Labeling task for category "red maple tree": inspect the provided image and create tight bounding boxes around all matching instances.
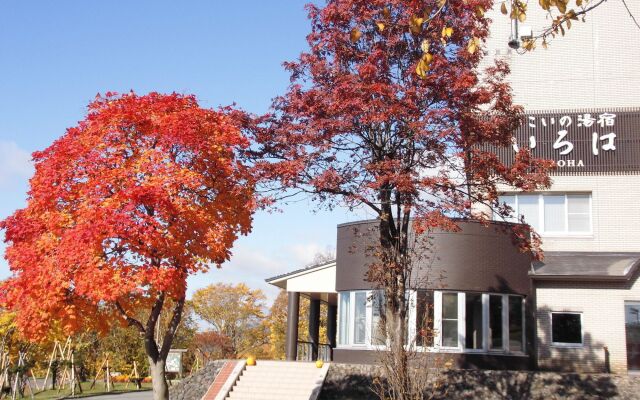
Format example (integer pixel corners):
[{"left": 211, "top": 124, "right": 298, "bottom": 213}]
[
  {"left": 254, "top": 0, "right": 554, "bottom": 393},
  {"left": 0, "top": 92, "right": 255, "bottom": 400}
]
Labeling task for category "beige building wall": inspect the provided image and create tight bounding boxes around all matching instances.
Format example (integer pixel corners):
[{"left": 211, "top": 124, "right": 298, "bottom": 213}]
[
  {"left": 535, "top": 277, "right": 640, "bottom": 373},
  {"left": 499, "top": 174, "right": 640, "bottom": 252},
  {"left": 483, "top": 1, "right": 640, "bottom": 110},
  {"left": 484, "top": 2, "right": 640, "bottom": 373}
]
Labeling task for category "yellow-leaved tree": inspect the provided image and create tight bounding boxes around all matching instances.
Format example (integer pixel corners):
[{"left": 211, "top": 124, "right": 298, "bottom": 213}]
[{"left": 190, "top": 283, "right": 268, "bottom": 358}]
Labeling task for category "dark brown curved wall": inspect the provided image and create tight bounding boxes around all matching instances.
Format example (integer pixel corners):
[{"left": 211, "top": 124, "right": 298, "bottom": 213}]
[
  {"left": 336, "top": 219, "right": 533, "bottom": 295},
  {"left": 335, "top": 219, "right": 537, "bottom": 368}
]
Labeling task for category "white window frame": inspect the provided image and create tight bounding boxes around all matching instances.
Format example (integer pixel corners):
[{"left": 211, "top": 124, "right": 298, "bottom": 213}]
[
  {"left": 507, "top": 295, "right": 526, "bottom": 353},
  {"left": 368, "top": 289, "right": 388, "bottom": 350},
  {"left": 438, "top": 292, "right": 462, "bottom": 350},
  {"left": 497, "top": 193, "right": 592, "bottom": 236},
  {"left": 462, "top": 292, "right": 487, "bottom": 353},
  {"left": 337, "top": 290, "right": 526, "bottom": 355},
  {"left": 421, "top": 291, "right": 526, "bottom": 355},
  {"left": 550, "top": 311, "right": 584, "bottom": 348},
  {"left": 351, "top": 290, "right": 368, "bottom": 346}
]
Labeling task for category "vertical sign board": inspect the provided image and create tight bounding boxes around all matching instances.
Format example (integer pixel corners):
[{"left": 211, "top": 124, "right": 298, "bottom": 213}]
[
  {"left": 491, "top": 110, "right": 640, "bottom": 174},
  {"left": 166, "top": 349, "right": 188, "bottom": 377}
]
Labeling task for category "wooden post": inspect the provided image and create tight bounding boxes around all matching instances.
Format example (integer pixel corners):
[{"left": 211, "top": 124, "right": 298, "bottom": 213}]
[
  {"left": 106, "top": 358, "right": 111, "bottom": 392},
  {"left": 42, "top": 342, "right": 58, "bottom": 390},
  {"left": 89, "top": 358, "right": 104, "bottom": 390}
]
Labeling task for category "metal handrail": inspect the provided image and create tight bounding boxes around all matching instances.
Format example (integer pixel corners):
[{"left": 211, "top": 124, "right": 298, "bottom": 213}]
[{"left": 296, "top": 340, "right": 332, "bottom": 362}]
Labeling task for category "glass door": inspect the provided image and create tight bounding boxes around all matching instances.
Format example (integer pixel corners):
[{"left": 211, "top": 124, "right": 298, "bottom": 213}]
[{"left": 625, "top": 302, "right": 640, "bottom": 371}]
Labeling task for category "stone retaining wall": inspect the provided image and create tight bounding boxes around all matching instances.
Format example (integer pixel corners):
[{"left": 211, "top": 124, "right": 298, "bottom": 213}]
[
  {"left": 169, "top": 360, "right": 225, "bottom": 400},
  {"left": 319, "top": 363, "right": 640, "bottom": 399}
]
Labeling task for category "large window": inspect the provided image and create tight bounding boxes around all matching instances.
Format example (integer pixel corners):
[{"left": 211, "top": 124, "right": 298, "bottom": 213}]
[
  {"left": 416, "top": 290, "right": 434, "bottom": 347},
  {"left": 489, "top": 295, "right": 504, "bottom": 350},
  {"left": 371, "top": 290, "right": 386, "bottom": 346},
  {"left": 497, "top": 193, "right": 591, "bottom": 235},
  {"left": 337, "top": 290, "right": 525, "bottom": 354},
  {"left": 509, "top": 296, "right": 524, "bottom": 352},
  {"left": 338, "top": 291, "right": 368, "bottom": 346},
  {"left": 354, "top": 292, "right": 367, "bottom": 344},
  {"left": 441, "top": 293, "right": 459, "bottom": 348},
  {"left": 551, "top": 312, "right": 583, "bottom": 346},
  {"left": 338, "top": 292, "right": 350, "bottom": 345},
  {"left": 465, "top": 293, "right": 483, "bottom": 350}
]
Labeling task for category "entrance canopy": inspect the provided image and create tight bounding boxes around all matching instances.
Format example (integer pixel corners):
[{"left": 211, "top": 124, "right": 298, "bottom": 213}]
[
  {"left": 266, "top": 260, "right": 338, "bottom": 361},
  {"left": 266, "top": 260, "right": 337, "bottom": 304}
]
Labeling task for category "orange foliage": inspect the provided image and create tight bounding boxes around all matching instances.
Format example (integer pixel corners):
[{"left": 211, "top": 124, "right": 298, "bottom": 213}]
[{"left": 0, "top": 92, "right": 256, "bottom": 340}]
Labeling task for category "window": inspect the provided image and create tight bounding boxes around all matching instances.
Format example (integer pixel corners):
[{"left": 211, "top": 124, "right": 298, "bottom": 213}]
[
  {"left": 465, "top": 293, "right": 483, "bottom": 350},
  {"left": 497, "top": 193, "right": 591, "bottom": 235},
  {"left": 543, "top": 195, "right": 566, "bottom": 232},
  {"left": 338, "top": 290, "right": 525, "bottom": 354},
  {"left": 416, "top": 290, "right": 434, "bottom": 347},
  {"left": 354, "top": 292, "right": 367, "bottom": 344},
  {"left": 551, "top": 312, "right": 583, "bottom": 346},
  {"left": 489, "top": 295, "right": 503, "bottom": 350},
  {"left": 519, "top": 195, "right": 541, "bottom": 232},
  {"left": 508, "top": 296, "right": 524, "bottom": 352},
  {"left": 567, "top": 195, "right": 590, "bottom": 232},
  {"left": 338, "top": 292, "right": 350, "bottom": 345},
  {"left": 441, "top": 293, "right": 459, "bottom": 348},
  {"left": 371, "top": 290, "right": 386, "bottom": 346}
]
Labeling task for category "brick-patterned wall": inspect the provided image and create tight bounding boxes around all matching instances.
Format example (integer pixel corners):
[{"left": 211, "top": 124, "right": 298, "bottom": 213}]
[
  {"left": 483, "top": 2, "right": 640, "bottom": 110},
  {"left": 497, "top": 174, "right": 640, "bottom": 252},
  {"left": 539, "top": 174, "right": 640, "bottom": 252},
  {"left": 482, "top": 3, "right": 640, "bottom": 374},
  {"left": 535, "top": 278, "right": 640, "bottom": 373}
]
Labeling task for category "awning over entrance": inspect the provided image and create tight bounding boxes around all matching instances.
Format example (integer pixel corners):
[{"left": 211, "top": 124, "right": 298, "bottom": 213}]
[
  {"left": 266, "top": 260, "right": 337, "bottom": 304},
  {"left": 531, "top": 252, "right": 640, "bottom": 281},
  {"left": 266, "top": 261, "right": 338, "bottom": 362}
]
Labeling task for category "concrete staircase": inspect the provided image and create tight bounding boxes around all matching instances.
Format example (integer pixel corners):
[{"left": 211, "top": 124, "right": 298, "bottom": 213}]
[{"left": 225, "top": 360, "right": 329, "bottom": 400}]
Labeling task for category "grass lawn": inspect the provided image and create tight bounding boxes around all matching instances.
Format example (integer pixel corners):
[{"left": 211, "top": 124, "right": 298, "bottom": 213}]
[{"left": 25, "top": 382, "right": 153, "bottom": 400}]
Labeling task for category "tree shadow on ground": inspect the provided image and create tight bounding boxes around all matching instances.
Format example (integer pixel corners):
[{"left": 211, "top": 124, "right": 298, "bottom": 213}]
[{"left": 433, "top": 369, "right": 618, "bottom": 400}]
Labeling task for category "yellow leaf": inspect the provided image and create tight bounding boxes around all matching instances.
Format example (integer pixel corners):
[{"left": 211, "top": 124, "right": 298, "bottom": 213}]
[
  {"left": 475, "top": 6, "right": 486, "bottom": 18},
  {"left": 501, "top": 2, "right": 508, "bottom": 15},
  {"left": 382, "top": 6, "right": 391, "bottom": 19},
  {"left": 415, "top": 53, "right": 433, "bottom": 78},
  {"left": 467, "top": 37, "right": 481, "bottom": 54},
  {"left": 350, "top": 28, "right": 362, "bottom": 43},
  {"left": 558, "top": 1, "right": 567, "bottom": 13},
  {"left": 441, "top": 26, "right": 454, "bottom": 38},
  {"left": 438, "top": 0, "right": 446, "bottom": 7},
  {"left": 376, "top": 21, "right": 385, "bottom": 32},
  {"left": 576, "top": 0, "right": 582, "bottom": 6},
  {"left": 518, "top": 11, "right": 526, "bottom": 22},
  {"left": 409, "top": 16, "right": 424, "bottom": 35}
]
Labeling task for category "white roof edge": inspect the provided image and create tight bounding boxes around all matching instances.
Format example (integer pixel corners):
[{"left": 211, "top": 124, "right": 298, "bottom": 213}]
[{"left": 266, "top": 261, "right": 337, "bottom": 284}]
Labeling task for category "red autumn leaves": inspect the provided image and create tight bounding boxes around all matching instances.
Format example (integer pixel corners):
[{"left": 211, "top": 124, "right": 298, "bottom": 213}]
[{"left": 0, "top": 93, "right": 255, "bottom": 339}]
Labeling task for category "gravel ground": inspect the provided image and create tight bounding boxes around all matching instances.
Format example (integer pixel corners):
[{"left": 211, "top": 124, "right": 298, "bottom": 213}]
[{"left": 320, "top": 364, "right": 640, "bottom": 399}]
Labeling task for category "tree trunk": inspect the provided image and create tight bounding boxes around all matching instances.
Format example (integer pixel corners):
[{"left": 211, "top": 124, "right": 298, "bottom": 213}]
[
  {"left": 149, "top": 358, "right": 168, "bottom": 400},
  {"left": 377, "top": 189, "right": 412, "bottom": 399}
]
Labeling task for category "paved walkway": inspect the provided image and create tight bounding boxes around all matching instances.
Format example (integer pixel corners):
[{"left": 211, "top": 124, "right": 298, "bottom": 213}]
[{"left": 80, "top": 391, "right": 152, "bottom": 400}]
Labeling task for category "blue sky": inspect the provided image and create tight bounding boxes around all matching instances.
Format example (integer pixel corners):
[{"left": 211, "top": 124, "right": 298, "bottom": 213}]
[{"left": 0, "top": 1, "right": 373, "bottom": 303}]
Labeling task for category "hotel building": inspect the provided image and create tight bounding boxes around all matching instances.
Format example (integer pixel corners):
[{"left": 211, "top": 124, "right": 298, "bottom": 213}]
[{"left": 266, "top": 1, "right": 640, "bottom": 373}]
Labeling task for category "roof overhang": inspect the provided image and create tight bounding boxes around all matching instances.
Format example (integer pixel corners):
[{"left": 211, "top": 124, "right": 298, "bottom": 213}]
[
  {"left": 530, "top": 252, "right": 640, "bottom": 282},
  {"left": 266, "top": 261, "right": 337, "bottom": 293}
]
